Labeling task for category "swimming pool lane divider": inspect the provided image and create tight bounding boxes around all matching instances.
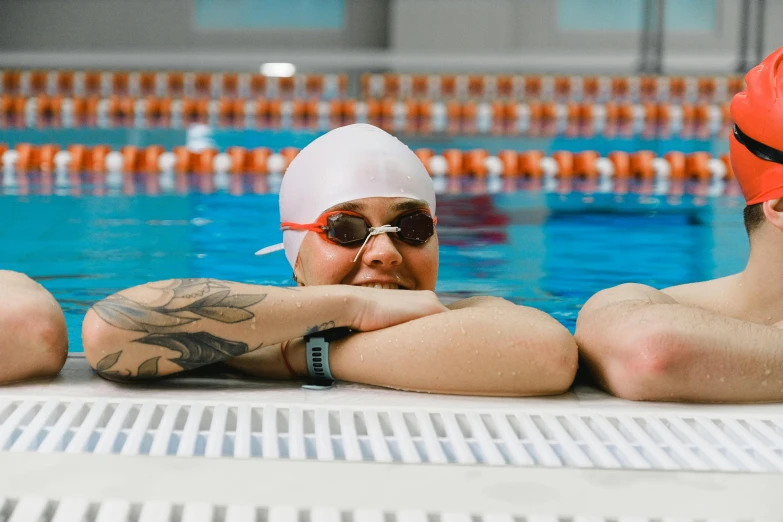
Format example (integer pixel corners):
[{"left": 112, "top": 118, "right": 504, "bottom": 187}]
[
  {"left": 0, "top": 143, "right": 735, "bottom": 199},
  {"left": 1, "top": 69, "right": 745, "bottom": 104},
  {"left": 1, "top": 396, "right": 783, "bottom": 473},
  {"left": 2, "top": 94, "right": 732, "bottom": 138}
]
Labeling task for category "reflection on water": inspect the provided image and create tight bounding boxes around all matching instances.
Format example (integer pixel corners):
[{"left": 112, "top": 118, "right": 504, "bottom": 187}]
[{"left": 0, "top": 189, "right": 748, "bottom": 351}]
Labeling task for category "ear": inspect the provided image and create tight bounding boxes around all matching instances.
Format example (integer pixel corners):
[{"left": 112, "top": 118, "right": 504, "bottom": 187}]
[
  {"left": 762, "top": 198, "right": 783, "bottom": 231},
  {"left": 293, "top": 256, "right": 305, "bottom": 286}
]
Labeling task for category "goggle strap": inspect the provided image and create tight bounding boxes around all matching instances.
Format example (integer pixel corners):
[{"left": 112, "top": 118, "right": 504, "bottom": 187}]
[
  {"left": 352, "top": 225, "right": 401, "bottom": 262},
  {"left": 281, "top": 222, "right": 324, "bottom": 233},
  {"left": 255, "top": 243, "right": 284, "bottom": 256}
]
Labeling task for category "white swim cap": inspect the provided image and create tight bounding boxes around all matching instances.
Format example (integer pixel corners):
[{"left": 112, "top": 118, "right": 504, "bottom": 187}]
[{"left": 256, "top": 124, "right": 436, "bottom": 268}]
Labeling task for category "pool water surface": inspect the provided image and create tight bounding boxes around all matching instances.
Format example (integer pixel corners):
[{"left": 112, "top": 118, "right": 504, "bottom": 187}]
[{"left": 0, "top": 188, "right": 749, "bottom": 352}]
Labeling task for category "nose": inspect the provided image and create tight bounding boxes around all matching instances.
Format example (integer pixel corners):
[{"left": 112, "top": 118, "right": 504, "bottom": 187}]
[{"left": 360, "top": 230, "right": 403, "bottom": 267}]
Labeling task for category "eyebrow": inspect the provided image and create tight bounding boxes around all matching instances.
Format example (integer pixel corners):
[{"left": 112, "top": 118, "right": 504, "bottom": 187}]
[{"left": 325, "top": 199, "right": 431, "bottom": 214}]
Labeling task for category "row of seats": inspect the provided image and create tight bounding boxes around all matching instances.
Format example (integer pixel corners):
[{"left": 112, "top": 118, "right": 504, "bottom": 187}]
[
  {"left": 0, "top": 70, "right": 745, "bottom": 103},
  {"left": 1, "top": 95, "right": 732, "bottom": 137},
  {"left": 0, "top": 70, "right": 348, "bottom": 100},
  {"left": 0, "top": 143, "right": 734, "bottom": 182}
]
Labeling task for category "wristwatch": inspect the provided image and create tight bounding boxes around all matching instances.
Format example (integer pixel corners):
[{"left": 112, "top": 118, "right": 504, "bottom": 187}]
[{"left": 303, "top": 327, "right": 352, "bottom": 388}]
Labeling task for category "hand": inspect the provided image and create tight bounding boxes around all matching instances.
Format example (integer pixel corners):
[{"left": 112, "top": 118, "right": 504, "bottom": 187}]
[{"left": 346, "top": 287, "right": 448, "bottom": 332}]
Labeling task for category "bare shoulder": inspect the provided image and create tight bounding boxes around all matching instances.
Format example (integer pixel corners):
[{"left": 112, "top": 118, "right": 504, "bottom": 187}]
[
  {"left": 662, "top": 274, "right": 740, "bottom": 312},
  {"left": 446, "top": 295, "right": 518, "bottom": 311}
]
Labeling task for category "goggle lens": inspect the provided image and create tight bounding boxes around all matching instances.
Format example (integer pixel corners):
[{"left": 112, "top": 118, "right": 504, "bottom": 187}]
[
  {"left": 397, "top": 211, "right": 434, "bottom": 244},
  {"left": 325, "top": 210, "right": 435, "bottom": 246},
  {"left": 327, "top": 214, "right": 369, "bottom": 245}
]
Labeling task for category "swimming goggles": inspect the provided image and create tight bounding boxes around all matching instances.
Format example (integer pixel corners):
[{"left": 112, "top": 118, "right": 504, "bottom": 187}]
[{"left": 282, "top": 209, "right": 437, "bottom": 262}]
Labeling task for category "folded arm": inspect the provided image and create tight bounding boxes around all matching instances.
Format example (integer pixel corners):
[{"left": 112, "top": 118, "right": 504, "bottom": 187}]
[
  {"left": 0, "top": 270, "right": 68, "bottom": 384},
  {"left": 575, "top": 283, "right": 783, "bottom": 402},
  {"left": 228, "top": 296, "right": 577, "bottom": 397},
  {"left": 81, "top": 278, "right": 445, "bottom": 380}
]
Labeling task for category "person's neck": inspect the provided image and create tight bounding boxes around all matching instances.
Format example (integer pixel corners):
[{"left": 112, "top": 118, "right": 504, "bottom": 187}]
[{"left": 739, "top": 229, "right": 783, "bottom": 323}]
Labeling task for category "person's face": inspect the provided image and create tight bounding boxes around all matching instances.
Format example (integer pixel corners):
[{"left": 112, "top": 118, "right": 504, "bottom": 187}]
[{"left": 294, "top": 197, "right": 439, "bottom": 290}]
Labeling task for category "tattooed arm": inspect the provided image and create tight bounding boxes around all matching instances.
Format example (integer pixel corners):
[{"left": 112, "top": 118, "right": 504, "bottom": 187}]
[{"left": 82, "top": 278, "right": 446, "bottom": 380}]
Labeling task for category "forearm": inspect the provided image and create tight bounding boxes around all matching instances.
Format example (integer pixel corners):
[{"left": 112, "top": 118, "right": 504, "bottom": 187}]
[
  {"left": 0, "top": 271, "right": 68, "bottom": 383},
  {"left": 283, "top": 305, "right": 576, "bottom": 397},
  {"left": 82, "top": 278, "right": 353, "bottom": 380},
  {"left": 579, "top": 299, "right": 783, "bottom": 403}
]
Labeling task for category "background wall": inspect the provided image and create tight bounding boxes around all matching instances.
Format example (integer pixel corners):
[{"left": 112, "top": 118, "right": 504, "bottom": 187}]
[
  {"left": 0, "top": 0, "right": 389, "bottom": 51},
  {"left": 0, "top": 0, "right": 780, "bottom": 73}
]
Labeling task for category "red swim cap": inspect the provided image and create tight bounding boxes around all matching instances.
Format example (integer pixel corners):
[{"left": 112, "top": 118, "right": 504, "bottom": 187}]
[{"left": 730, "top": 46, "right": 783, "bottom": 205}]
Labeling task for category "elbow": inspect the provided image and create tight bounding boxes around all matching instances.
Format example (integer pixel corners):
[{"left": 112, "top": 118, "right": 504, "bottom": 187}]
[
  {"left": 508, "top": 318, "right": 579, "bottom": 396},
  {"left": 82, "top": 307, "right": 124, "bottom": 372},
  {"left": 592, "top": 322, "right": 684, "bottom": 401},
  {"left": 0, "top": 300, "right": 68, "bottom": 384},
  {"left": 537, "top": 323, "right": 579, "bottom": 395}
]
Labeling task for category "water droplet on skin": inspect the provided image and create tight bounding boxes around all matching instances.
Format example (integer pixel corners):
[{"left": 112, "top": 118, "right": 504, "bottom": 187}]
[
  {"left": 250, "top": 324, "right": 256, "bottom": 330},
  {"left": 295, "top": 302, "right": 301, "bottom": 308},
  {"left": 719, "top": 377, "right": 725, "bottom": 383},
  {"left": 706, "top": 374, "right": 710, "bottom": 379},
  {"left": 474, "top": 349, "right": 479, "bottom": 355},
  {"left": 765, "top": 369, "right": 772, "bottom": 375},
  {"left": 400, "top": 188, "right": 405, "bottom": 193},
  {"left": 497, "top": 371, "right": 502, "bottom": 376},
  {"left": 360, "top": 355, "right": 364, "bottom": 362},
  {"left": 762, "top": 380, "right": 768, "bottom": 386}
]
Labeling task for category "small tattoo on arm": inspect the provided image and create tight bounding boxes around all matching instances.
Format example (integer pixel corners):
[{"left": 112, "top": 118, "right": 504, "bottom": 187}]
[
  {"left": 305, "top": 321, "right": 336, "bottom": 336},
  {"left": 94, "top": 350, "right": 132, "bottom": 381},
  {"left": 90, "top": 278, "right": 266, "bottom": 378}
]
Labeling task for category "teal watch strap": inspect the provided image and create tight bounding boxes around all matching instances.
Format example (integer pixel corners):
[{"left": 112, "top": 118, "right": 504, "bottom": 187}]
[
  {"left": 306, "top": 336, "right": 334, "bottom": 382},
  {"left": 303, "top": 327, "right": 352, "bottom": 388}
]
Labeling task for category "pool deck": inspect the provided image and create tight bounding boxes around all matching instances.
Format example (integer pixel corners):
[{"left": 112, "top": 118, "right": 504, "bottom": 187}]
[{"left": 1, "top": 355, "right": 783, "bottom": 520}]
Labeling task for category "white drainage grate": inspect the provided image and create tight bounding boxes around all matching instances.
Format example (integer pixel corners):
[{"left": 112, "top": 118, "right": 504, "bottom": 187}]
[
  {"left": 0, "top": 497, "right": 765, "bottom": 522},
  {"left": 3, "top": 398, "right": 783, "bottom": 471}
]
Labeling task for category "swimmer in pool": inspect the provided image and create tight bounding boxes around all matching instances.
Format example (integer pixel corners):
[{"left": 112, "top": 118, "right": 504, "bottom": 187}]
[
  {"left": 81, "top": 124, "right": 577, "bottom": 396},
  {"left": 0, "top": 270, "right": 68, "bottom": 384},
  {"left": 576, "top": 47, "right": 783, "bottom": 403}
]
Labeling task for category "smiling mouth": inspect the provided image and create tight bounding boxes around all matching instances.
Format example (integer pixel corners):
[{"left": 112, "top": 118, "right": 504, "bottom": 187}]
[{"left": 356, "top": 282, "right": 404, "bottom": 290}]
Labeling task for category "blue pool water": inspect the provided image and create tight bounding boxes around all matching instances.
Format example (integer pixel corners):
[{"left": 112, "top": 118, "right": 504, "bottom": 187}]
[{"left": 0, "top": 187, "right": 748, "bottom": 353}]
